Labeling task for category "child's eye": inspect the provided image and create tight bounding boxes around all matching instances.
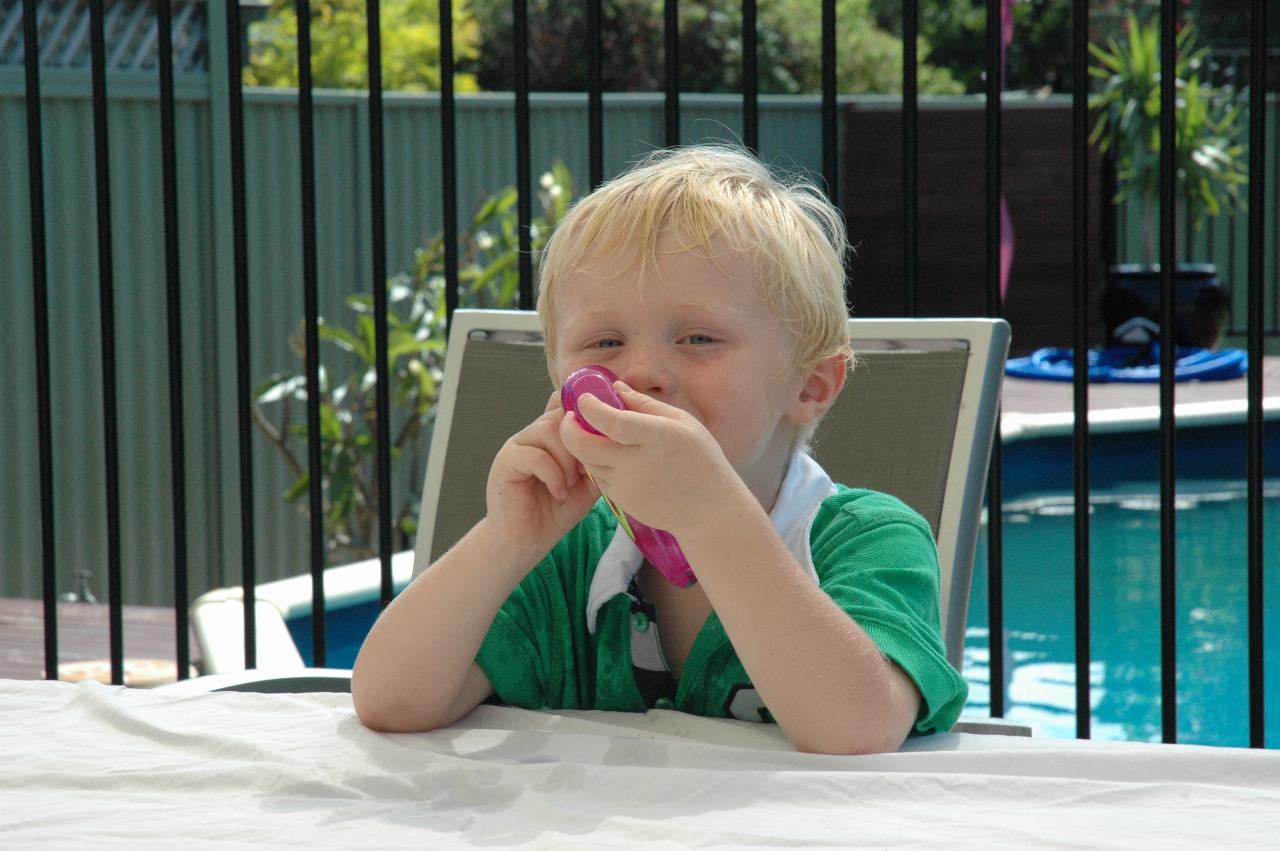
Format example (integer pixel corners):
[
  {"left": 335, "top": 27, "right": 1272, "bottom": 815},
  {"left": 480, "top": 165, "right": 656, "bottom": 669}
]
[
  {"left": 683, "top": 334, "right": 715, "bottom": 345},
  {"left": 592, "top": 338, "right": 623, "bottom": 349}
]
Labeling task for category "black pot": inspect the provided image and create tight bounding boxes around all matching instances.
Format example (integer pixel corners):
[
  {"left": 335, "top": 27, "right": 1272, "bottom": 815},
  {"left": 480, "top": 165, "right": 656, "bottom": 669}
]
[{"left": 1100, "top": 263, "right": 1231, "bottom": 350}]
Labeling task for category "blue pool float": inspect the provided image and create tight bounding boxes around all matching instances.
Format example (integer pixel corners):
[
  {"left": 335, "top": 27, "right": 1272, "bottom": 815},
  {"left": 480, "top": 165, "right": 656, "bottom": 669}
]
[{"left": 1006, "top": 345, "right": 1248, "bottom": 383}]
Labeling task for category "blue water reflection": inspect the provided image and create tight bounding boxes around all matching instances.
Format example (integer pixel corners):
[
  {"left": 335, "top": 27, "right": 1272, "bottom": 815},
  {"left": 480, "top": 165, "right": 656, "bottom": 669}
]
[{"left": 964, "top": 479, "right": 1280, "bottom": 747}]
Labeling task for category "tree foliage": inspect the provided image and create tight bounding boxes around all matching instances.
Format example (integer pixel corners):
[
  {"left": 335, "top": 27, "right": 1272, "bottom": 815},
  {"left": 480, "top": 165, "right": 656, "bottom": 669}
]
[
  {"left": 244, "top": 0, "right": 481, "bottom": 91},
  {"left": 463, "top": 0, "right": 962, "bottom": 95},
  {"left": 869, "top": 0, "right": 1258, "bottom": 95}
]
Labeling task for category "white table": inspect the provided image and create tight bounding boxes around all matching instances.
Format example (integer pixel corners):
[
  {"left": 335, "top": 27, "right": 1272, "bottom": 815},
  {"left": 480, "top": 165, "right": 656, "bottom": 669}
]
[{"left": 4, "top": 678, "right": 1277, "bottom": 848}]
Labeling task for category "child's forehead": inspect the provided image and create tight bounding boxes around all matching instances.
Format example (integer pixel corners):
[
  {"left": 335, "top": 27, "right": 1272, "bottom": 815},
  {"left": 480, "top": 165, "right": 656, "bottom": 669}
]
[{"left": 556, "top": 242, "right": 767, "bottom": 311}]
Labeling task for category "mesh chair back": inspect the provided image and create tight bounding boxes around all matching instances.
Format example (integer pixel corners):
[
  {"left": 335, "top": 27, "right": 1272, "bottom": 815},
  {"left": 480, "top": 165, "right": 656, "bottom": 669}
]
[
  {"left": 814, "top": 348, "right": 966, "bottom": 534},
  {"left": 415, "top": 311, "right": 1008, "bottom": 669},
  {"left": 428, "top": 337, "right": 554, "bottom": 564}
]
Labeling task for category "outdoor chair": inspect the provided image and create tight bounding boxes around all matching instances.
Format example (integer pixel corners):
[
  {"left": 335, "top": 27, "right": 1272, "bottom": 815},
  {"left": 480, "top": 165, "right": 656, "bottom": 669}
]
[{"left": 415, "top": 309, "right": 1011, "bottom": 672}]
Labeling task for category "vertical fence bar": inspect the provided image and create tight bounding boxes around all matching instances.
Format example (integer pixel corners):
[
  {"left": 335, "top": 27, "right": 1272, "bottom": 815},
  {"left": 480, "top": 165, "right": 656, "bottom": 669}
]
[
  {"left": 821, "top": 0, "right": 837, "bottom": 207},
  {"left": 441, "top": 0, "right": 460, "bottom": 333},
  {"left": 367, "top": 0, "right": 394, "bottom": 607},
  {"left": 664, "top": 0, "right": 679, "bottom": 147},
  {"left": 22, "top": 0, "right": 58, "bottom": 681},
  {"left": 514, "top": 0, "right": 533, "bottom": 309},
  {"left": 296, "top": 0, "right": 328, "bottom": 666},
  {"left": 983, "top": 0, "right": 1004, "bottom": 720},
  {"left": 224, "top": 0, "right": 258, "bottom": 668},
  {"left": 587, "top": 0, "right": 603, "bottom": 189},
  {"left": 1272, "top": 110, "right": 1279, "bottom": 332},
  {"left": 88, "top": 0, "right": 125, "bottom": 685},
  {"left": 742, "top": 0, "right": 757, "bottom": 153},
  {"left": 902, "top": 0, "right": 918, "bottom": 316},
  {"left": 1246, "top": 0, "right": 1268, "bottom": 750},
  {"left": 157, "top": 0, "right": 191, "bottom": 678},
  {"left": 1071, "top": 0, "right": 1091, "bottom": 738},
  {"left": 1157, "top": 0, "right": 1178, "bottom": 744}
]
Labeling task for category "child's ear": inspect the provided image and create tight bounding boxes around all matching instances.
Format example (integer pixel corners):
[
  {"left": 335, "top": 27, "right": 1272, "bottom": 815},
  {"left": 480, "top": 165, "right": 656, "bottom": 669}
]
[{"left": 788, "top": 352, "right": 847, "bottom": 425}]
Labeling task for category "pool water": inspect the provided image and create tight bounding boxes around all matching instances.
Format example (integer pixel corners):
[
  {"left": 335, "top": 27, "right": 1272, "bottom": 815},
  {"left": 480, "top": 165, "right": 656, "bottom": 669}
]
[
  {"left": 287, "top": 599, "right": 382, "bottom": 673},
  {"left": 965, "top": 473, "right": 1280, "bottom": 748}
]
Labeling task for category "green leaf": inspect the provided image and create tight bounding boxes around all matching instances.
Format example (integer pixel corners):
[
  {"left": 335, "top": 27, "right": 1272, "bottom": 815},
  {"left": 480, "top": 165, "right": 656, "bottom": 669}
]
[
  {"left": 254, "top": 371, "right": 306, "bottom": 403},
  {"left": 320, "top": 404, "right": 343, "bottom": 442},
  {"left": 284, "top": 472, "right": 309, "bottom": 503},
  {"left": 318, "top": 323, "right": 365, "bottom": 358},
  {"left": 468, "top": 251, "right": 516, "bottom": 293}
]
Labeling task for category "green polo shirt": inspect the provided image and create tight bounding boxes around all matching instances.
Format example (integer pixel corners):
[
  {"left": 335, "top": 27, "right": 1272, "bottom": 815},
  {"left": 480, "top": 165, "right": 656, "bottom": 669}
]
[{"left": 475, "top": 486, "right": 968, "bottom": 733}]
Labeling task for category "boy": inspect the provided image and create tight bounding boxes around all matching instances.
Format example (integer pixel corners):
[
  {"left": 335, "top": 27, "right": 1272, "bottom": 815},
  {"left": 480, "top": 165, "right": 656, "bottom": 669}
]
[{"left": 352, "top": 146, "right": 967, "bottom": 755}]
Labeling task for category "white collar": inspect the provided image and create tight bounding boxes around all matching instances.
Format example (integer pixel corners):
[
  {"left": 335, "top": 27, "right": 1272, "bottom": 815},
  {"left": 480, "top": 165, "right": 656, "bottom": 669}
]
[{"left": 585, "top": 452, "right": 838, "bottom": 633}]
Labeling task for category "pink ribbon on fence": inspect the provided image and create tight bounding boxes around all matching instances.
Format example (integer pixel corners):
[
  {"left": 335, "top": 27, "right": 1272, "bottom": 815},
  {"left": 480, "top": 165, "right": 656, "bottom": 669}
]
[{"left": 1000, "top": 0, "right": 1015, "bottom": 301}]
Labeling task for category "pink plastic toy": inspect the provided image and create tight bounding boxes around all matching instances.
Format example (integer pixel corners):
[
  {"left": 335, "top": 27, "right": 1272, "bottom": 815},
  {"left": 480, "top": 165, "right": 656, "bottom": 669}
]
[{"left": 561, "top": 365, "right": 697, "bottom": 587}]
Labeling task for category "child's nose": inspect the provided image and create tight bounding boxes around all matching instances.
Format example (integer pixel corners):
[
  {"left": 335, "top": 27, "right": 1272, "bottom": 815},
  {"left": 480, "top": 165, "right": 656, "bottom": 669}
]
[{"left": 619, "top": 348, "right": 670, "bottom": 397}]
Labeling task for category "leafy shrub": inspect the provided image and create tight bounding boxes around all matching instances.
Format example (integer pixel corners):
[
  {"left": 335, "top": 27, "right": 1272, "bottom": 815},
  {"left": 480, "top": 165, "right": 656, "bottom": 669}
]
[
  {"left": 252, "top": 164, "right": 575, "bottom": 560},
  {"left": 464, "top": 0, "right": 961, "bottom": 95},
  {"left": 244, "top": 0, "right": 481, "bottom": 91}
]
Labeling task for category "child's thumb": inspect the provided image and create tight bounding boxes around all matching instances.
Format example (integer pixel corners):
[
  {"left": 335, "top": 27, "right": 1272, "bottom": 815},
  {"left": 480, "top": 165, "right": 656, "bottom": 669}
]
[{"left": 614, "top": 381, "right": 674, "bottom": 416}]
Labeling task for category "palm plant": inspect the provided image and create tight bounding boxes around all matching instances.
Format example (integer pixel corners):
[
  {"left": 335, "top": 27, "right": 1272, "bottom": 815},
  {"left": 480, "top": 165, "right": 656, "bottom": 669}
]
[{"left": 1088, "top": 14, "right": 1247, "bottom": 265}]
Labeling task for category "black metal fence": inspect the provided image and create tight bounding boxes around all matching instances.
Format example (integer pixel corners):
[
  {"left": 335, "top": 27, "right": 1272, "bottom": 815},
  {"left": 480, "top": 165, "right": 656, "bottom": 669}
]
[{"left": 14, "top": 0, "right": 1274, "bottom": 748}]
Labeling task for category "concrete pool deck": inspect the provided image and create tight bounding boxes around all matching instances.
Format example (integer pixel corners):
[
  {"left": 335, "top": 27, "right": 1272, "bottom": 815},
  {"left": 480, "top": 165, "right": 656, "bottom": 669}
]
[
  {"left": 1001, "top": 354, "right": 1280, "bottom": 416},
  {"left": 998, "top": 353, "right": 1280, "bottom": 440}
]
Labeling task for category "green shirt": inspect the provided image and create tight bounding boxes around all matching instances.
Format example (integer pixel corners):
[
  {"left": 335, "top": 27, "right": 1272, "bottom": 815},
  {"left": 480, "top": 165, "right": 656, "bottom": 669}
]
[{"left": 475, "top": 456, "right": 968, "bottom": 733}]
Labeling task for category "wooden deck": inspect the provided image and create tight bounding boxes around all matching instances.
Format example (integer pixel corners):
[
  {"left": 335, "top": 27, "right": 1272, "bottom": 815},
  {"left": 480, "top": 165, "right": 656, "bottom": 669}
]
[{"left": 0, "top": 597, "right": 200, "bottom": 685}]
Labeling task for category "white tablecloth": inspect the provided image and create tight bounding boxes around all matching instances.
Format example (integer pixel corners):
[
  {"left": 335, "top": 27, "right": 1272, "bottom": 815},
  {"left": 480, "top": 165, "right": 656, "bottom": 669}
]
[{"left": 3, "top": 678, "right": 1277, "bottom": 848}]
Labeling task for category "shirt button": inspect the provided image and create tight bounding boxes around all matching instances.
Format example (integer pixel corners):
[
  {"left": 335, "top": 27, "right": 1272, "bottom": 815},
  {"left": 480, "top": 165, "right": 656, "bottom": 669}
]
[
  {"left": 632, "top": 612, "right": 650, "bottom": 632},
  {"left": 655, "top": 697, "right": 675, "bottom": 710}
]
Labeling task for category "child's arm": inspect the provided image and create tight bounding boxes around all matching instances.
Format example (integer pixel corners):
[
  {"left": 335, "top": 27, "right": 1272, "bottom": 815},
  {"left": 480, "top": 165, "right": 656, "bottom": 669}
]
[
  {"left": 564, "top": 386, "right": 919, "bottom": 755},
  {"left": 352, "top": 393, "right": 598, "bottom": 732},
  {"left": 675, "top": 490, "right": 920, "bottom": 755}
]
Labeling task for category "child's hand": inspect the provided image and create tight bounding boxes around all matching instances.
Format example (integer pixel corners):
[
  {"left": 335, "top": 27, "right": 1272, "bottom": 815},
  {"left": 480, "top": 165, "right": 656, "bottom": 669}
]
[
  {"left": 559, "top": 381, "right": 739, "bottom": 537},
  {"left": 485, "top": 390, "right": 601, "bottom": 558}
]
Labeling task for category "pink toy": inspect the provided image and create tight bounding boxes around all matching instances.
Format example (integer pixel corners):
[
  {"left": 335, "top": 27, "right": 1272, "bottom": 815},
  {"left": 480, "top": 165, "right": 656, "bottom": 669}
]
[{"left": 561, "top": 365, "right": 697, "bottom": 588}]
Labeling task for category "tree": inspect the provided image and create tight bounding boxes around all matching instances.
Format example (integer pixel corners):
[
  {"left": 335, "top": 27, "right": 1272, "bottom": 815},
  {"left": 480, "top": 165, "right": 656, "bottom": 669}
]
[
  {"left": 463, "top": 0, "right": 961, "bottom": 95},
  {"left": 868, "top": 0, "right": 1260, "bottom": 96},
  {"left": 775, "top": 0, "right": 963, "bottom": 95},
  {"left": 244, "top": 0, "right": 481, "bottom": 91}
]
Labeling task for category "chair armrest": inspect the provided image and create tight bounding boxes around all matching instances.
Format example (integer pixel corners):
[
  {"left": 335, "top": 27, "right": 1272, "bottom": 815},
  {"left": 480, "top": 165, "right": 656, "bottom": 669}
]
[{"left": 952, "top": 716, "right": 1033, "bottom": 737}]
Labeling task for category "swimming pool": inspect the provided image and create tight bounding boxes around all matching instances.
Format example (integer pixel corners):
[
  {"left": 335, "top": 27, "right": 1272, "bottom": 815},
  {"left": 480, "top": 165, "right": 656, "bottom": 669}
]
[{"left": 964, "top": 418, "right": 1280, "bottom": 748}]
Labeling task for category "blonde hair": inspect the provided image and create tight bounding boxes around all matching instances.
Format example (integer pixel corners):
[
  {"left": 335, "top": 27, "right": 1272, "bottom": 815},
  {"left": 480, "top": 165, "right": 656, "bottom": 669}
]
[{"left": 537, "top": 146, "right": 852, "bottom": 376}]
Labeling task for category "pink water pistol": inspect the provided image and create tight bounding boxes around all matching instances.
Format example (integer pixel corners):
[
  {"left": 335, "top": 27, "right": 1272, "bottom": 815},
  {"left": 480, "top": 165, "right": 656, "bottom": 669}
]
[{"left": 560, "top": 365, "right": 697, "bottom": 588}]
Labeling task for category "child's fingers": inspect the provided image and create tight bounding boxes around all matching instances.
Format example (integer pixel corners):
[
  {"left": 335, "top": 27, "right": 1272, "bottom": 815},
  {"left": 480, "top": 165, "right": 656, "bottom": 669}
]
[
  {"left": 611, "top": 381, "right": 683, "bottom": 419},
  {"left": 575, "top": 392, "right": 663, "bottom": 447},
  {"left": 503, "top": 445, "right": 575, "bottom": 500}
]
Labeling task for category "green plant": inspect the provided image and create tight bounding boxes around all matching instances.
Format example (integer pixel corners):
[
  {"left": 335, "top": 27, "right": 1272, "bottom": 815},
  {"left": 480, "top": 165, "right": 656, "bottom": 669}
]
[
  {"left": 1088, "top": 14, "right": 1247, "bottom": 264},
  {"left": 463, "top": 0, "right": 961, "bottom": 95},
  {"left": 252, "top": 163, "right": 576, "bottom": 561},
  {"left": 244, "top": 0, "right": 481, "bottom": 91}
]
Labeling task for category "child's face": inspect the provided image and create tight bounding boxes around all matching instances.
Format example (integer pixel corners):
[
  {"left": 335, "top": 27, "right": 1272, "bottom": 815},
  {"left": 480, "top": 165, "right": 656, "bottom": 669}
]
[{"left": 551, "top": 234, "right": 815, "bottom": 507}]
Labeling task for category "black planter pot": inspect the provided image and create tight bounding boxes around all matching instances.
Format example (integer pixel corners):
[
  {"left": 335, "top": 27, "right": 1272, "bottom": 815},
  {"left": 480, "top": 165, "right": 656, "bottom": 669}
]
[{"left": 1100, "top": 263, "right": 1231, "bottom": 350}]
